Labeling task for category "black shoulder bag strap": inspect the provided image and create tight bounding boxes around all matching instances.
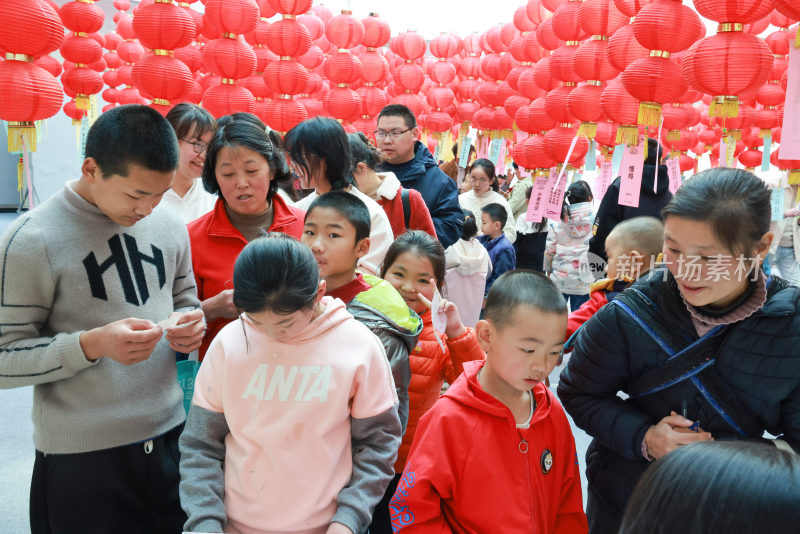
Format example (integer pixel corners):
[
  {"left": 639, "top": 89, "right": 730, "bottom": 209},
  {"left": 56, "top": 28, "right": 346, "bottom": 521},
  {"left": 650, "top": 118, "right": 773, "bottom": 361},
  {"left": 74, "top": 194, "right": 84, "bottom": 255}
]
[
  {"left": 401, "top": 188, "right": 411, "bottom": 230},
  {"left": 610, "top": 288, "right": 761, "bottom": 438}
]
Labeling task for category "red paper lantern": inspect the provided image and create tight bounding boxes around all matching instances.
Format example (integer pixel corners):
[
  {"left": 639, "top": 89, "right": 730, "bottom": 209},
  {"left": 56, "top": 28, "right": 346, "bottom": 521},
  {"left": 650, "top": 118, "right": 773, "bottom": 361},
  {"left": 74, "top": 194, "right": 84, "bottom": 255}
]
[
  {"left": 738, "top": 148, "right": 762, "bottom": 168},
  {"left": 61, "top": 34, "right": 103, "bottom": 65},
  {"left": 514, "top": 5, "right": 537, "bottom": 33},
  {"left": 574, "top": 39, "right": 620, "bottom": 82},
  {"left": 633, "top": 0, "right": 704, "bottom": 53},
  {"left": 133, "top": 53, "right": 193, "bottom": 108},
  {"left": 394, "top": 62, "right": 425, "bottom": 93},
  {"left": 622, "top": 56, "right": 688, "bottom": 126},
  {"left": 105, "top": 32, "right": 124, "bottom": 52},
  {"left": 430, "top": 33, "right": 462, "bottom": 60},
  {"left": 529, "top": 97, "right": 556, "bottom": 133},
  {"left": 357, "top": 85, "right": 387, "bottom": 116},
  {"left": 682, "top": 31, "right": 773, "bottom": 118},
  {"left": 62, "top": 67, "right": 103, "bottom": 109},
  {"left": 533, "top": 57, "right": 560, "bottom": 91},
  {"left": 613, "top": 0, "right": 655, "bottom": 17},
  {"left": 206, "top": 0, "right": 259, "bottom": 35},
  {"left": 59, "top": 1, "right": 104, "bottom": 34},
  {"left": 775, "top": 0, "right": 800, "bottom": 21},
  {"left": 360, "top": 50, "right": 389, "bottom": 84},
  {"left": 264, "top": 98, "right": 307, "bottom": 132},
  {"left": 391, "top": 31, "right": 426, "bottom": 61},
  {"left": 132, "top": 1, "right": 195, "bottom": 51},
  {"left": 361, "top": 13, "right": 391, "bottom": 48},
  {"left": 175, "top": 43, "right": 203, "bottom": 73},
  {"left": 607, "top": 25, "right": 648, "bottom": 72},
  {"left": 104, "top": 51, "right": 123, "bottom": 70},
  {"left": 545, "top": 126, "right": 589, "bottom": 164},
  {"left": 324, "top": 86, "right": 361, "bottom": 120},
  {"left": 515, "top": 104, "right": 533, "bottom": 133},
  {"left": 326, "top": 11, "right": 364, "bottom": 49},
  {"left": 34, "top": 55, "right": 62, "bottom": 78},
  {"left": 0, "top": 0, "right": 63, "bottom": 60},
  {"left": 267, "top": 18, "right": 312, "bottom": 58},
  {"left": 203, "top": 38, "right": 257, "bottom": 79},
  {"left": 551, "top": 1, "right": 589, "bottom": 42},
  {"left": 526, "top": 0, "right": 550, "bottom": 27},
  {"left": 578, "top": 0, "right": 628, "bottom": 38},
  {"left": 114, "top": 0, "right": 131, "bottom": 11},
  {"left": 568, "top": 83, "right": 605, "bottom": 138},
  {"left": 268, "top": 0, "right": 313, "bottom": 16},
  {"left": 456, "top": 100, "right": 479, "bottom": 123},
  {"left": 693, "top": 0, "right": 774, "bottom": 24},
  {"left": 772, "top": 151, "right": 800, "bottom": 184},
  {"left": 203, "top": 83, "right": 255, "bottom": 117},
  {"left": 601, "top": 77, "right": 640, "bottom": 145},
  {"left": 526, "top": 134, "right": 558, "bottom": 169},
  {"left": 0, "top": 60, "right": 63, "bottom": 129},
  {"left": 324, "top": 51, "right": 362, "bottom": 85},
  {"left": 117, "top": 40, "right": 145, "bottom": 64},
  {"left": 391, "top": 92, "right": 423, "bottom": 116},
  {"left": 102, "top": 87, "right": 119, "bottom": 105},
  {"left": 263, "top": 60, "right": 309, "bottom": 96},
  {"left": 595, "top": 121, "right": 619, "bottom": 148},
  {"left": 545, "top": 85, "right": 577, "bottom": 124},
  {"left": 298, "top": 14, "right": 323, "bottom": 41},
  {"left": 522, "top": 32, "right": 548, "bottom": 63},
  {"left": 536, "top": 18, "right": 565, "bottom": 51}
]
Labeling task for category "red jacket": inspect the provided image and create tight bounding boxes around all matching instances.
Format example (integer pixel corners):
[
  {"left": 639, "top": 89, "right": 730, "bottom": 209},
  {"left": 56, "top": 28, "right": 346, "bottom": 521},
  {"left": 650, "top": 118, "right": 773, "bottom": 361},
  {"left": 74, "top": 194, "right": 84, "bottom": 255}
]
[
  {"left": 390, "top": 360, "right": 588, "bottom": 534},
  {"left": 566, "top": 278, "right": 632, "bottom": 341},
  {"left": 187, "top": 196, "right": 305, "bottom": 359},
  {"left": 373, "top": 173, "right": 437, "bottom": 239},
  {"left": 397, "top": 310, "right": 484, "bottom": 471}
]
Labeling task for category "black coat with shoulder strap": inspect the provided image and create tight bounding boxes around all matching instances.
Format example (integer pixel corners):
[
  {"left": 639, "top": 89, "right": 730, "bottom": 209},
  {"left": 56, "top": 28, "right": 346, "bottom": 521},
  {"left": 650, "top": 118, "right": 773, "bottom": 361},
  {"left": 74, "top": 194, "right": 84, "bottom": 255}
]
[{"left": 558, "top": 268, "right": 800, "bottom": 533}]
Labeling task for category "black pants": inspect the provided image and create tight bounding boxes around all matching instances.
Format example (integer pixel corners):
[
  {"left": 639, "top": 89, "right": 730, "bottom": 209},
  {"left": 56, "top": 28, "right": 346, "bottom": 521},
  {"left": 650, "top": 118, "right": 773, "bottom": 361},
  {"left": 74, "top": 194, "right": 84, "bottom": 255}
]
[
  {"left": 369, "top": 473, "right": 402, "bottom": 534},
  {"left": 30, "top": 424, "right": 186, "bottom": 534}
]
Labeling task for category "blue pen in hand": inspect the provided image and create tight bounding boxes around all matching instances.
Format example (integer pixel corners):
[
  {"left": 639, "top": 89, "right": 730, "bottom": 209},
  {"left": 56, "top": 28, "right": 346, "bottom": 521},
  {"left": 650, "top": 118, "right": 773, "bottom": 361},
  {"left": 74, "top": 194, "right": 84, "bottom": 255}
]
[{"left": 682, "top": 400, "right": 701, "bottom": 433}]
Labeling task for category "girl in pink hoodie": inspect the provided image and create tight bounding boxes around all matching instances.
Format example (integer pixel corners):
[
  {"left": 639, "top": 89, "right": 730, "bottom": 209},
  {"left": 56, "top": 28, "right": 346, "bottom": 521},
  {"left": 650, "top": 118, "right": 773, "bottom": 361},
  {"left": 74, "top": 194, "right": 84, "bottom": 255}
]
[{"left": 179, "top": 234, "right": 401, "bottom": 534}]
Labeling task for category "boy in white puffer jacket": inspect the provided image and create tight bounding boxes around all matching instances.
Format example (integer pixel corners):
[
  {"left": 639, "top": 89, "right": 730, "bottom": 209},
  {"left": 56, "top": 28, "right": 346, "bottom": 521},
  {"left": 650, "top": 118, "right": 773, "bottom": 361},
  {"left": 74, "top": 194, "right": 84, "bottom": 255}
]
[{"left": 544, "top": 181, "right": 596, "bottom": 312}]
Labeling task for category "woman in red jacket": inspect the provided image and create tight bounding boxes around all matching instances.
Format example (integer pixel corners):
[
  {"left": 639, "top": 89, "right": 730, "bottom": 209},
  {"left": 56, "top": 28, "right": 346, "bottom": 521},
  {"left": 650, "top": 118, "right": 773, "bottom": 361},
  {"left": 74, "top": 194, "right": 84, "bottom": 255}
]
[
  {"left": 369, "top": 230, "right": 484, "bottom": 533},
  {"left": 188, "top": 114, "right": 305, "bottom": 359},
  {"left": 348, "top": 132, "right": 437, "bottom": 239}
]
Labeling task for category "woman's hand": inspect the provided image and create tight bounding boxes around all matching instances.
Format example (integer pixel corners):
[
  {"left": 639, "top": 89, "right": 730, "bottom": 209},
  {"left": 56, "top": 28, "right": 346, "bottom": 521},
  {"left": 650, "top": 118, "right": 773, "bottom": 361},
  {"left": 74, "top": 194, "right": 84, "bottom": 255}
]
[
  {"left": 643, "top": 411, "right": 713, "bottom": 459},
  {"left": 201, "top": 289, "right": 237, "bottom": 322},
  {"left": 417, "top": 284, "right": 467, "bottom": 339},
  {"left": 325, "top": 522, "right": 354, "bottom": 534}
]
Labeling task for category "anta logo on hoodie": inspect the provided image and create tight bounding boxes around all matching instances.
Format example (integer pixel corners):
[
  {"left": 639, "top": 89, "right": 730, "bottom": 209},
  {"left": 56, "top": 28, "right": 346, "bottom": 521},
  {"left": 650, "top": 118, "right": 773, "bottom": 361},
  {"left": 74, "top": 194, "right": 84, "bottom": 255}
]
[{"left": 242, "top": 363, "right": 332, "bottom": 403}]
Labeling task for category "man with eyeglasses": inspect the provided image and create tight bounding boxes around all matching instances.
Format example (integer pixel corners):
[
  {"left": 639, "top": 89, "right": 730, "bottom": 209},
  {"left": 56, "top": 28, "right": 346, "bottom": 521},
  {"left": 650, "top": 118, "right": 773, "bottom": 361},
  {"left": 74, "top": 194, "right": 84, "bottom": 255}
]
[{"left": 375, "top": 105, "right": 463, "bottom": 249}]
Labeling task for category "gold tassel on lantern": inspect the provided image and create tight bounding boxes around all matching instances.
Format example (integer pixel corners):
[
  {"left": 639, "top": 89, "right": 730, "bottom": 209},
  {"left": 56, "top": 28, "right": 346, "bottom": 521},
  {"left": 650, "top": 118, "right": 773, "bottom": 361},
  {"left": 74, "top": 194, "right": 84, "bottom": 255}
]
[
  {"left": 616, "top": 125, "right": 639, "bottom": 147},
  {"left": 7, "top": 122, "right": 37, "bottom": 153},
  {"left": 17, "top": 155, "right": 23, "bottom": 193},
  {"left": 760, "top": 128, "right": 772, "bottom": 138},
  {"left": 709, "top": 95, "right": 739, "bottom": 119},
  {"left": 638, "top": 102, "right": 662, "bottom": 128},
  {"left": 667, "top": 129, "right": 681, "bottom": 141},
  {"left": 789, "top": 170, "right": 800, "bottom": 185},
  {"left": 578, "top": 122, "right": 597, "bottom": 139}
]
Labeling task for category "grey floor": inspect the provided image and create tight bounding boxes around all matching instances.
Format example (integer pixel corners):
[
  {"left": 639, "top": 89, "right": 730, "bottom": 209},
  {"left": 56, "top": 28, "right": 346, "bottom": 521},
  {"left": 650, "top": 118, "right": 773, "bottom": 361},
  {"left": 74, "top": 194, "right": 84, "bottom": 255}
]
[{"left": 0, "top": 210, "right": 591, "bottom": 533}]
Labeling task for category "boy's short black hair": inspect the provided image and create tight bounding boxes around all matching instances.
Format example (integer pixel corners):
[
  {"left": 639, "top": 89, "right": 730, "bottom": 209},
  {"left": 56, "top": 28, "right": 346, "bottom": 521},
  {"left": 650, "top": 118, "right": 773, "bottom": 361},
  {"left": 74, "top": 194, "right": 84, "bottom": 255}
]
[
  {"left": 481, "top": 202, "right": 508, "bottom": 228},
  {"left": 377, "top": 104, "right": 417, "bottom": 129},
  {"left": 306, "top": 191, "right": 371, "bottom": 243},
  {"left": 484, "top": 270, "right": 568, "bottom": 327},
  {"left": 85, "top": 104, "right": 179, "bottom": 178}
]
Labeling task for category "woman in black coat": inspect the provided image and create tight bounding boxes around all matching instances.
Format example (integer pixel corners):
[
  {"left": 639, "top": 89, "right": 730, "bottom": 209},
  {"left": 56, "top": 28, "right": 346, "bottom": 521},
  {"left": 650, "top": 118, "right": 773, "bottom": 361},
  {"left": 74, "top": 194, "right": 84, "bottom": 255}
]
[{"left": 558, "top": 168, "right": 800, "bottom": 534}]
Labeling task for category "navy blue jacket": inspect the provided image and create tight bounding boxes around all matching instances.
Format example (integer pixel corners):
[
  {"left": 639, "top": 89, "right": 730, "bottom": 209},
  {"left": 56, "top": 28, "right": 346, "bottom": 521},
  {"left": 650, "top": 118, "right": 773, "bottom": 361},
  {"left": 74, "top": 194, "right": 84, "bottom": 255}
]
[
  {"left": 379, "top": 141, "right": 463, "bottom": 249},
  {"left": 558, "top": 269, "right": 800, "bottom": 533},
  {"left": 478, "top": 234, "right": 516, "bottom": 297}
]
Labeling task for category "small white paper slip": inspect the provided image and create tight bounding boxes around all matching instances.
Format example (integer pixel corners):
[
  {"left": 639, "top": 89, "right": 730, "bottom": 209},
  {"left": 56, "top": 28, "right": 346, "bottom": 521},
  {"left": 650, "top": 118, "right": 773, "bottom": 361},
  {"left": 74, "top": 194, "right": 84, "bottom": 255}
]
[
  {"left": 431, "top": 287, "right": 447, "bottom": 353},
  {"left": 158, "top": 316, "right": 202, "bottom": 331}
]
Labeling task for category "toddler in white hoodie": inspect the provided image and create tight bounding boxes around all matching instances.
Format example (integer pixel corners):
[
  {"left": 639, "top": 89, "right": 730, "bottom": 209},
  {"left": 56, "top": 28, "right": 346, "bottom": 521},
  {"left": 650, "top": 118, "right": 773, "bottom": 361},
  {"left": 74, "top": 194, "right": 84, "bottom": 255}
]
[{"left": 444, "top": 209, "right": 492, "bottom": 327}]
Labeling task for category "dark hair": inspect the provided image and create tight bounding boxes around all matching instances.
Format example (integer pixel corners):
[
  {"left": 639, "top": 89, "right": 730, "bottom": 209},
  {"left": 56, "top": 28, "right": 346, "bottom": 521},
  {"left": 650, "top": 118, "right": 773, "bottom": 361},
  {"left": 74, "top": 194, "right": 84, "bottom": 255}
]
[
  {"left": 377, "top": 104, "right": 417, "bottom": 129},
  {"left": 619, "top": 441, "right": 800, "bottom": 534},
  {"left": 661, "top": 168, "right": 771, "bottom": 255},
  {"left": 165, "top": 103, "right": 216, "bottom": 144},
  {"left": 481, "top": 202, "right": 508, "bottom": 228},
  {"left": 284, "top": 117, "right": 353, "bottom": 192},
  {"left": 471, "top": 158, "right": 499, "bottom": 192},
  {"left": 645, "top": 138, "right": 665, "bottom": 166},
  {"left": 561, "top": 180, "right": 593, "bottom": 221},
  {"left": 201, "top": 116, "right": 291, "bottom": 199},
  {"left": 512, "top": 162, "right": 519, "bottom": 170},
  {"left": 347, "top": 132, "right": 383, "bottom": 172},
  {"left": 461, "top": 209, "right": 478, "bottom": 241},
  {"left": 86, "top": 104, "right": 179, "bottom": 177},
  {"left": 217, "top": 112, "right": 266, "bottom": 130},
  {"left": 233, "top": 233, "right": 320, "bottom": 314},
  {"left": 306, "top": 190, "right": 371, "bottom": 243},
  {"left": 484, "top": 269, "right": 568, "bottom": 326},
  {"left": 381, "top": 230, "right": 446, "bottom": 289}
]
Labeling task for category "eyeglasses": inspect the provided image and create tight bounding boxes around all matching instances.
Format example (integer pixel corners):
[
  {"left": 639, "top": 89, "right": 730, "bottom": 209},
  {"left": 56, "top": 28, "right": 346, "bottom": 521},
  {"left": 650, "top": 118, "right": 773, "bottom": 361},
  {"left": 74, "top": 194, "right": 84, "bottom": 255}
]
[
  {"left": 374, "top": 128, "right": 412, "bottom": 140},
  {"left": 181, "top": 139, "right": 208, "bottom": 154},
  {"left": 470, "top": 177, "right": 492, "bottom": 184}
]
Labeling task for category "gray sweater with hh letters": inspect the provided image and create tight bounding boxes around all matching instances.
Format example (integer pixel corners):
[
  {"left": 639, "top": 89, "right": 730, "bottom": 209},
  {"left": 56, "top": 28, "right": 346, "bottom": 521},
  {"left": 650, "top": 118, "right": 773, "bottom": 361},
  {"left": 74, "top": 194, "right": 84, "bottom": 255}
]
[{"left": 0, "top": 183, "right": 200, "bottom": 454}]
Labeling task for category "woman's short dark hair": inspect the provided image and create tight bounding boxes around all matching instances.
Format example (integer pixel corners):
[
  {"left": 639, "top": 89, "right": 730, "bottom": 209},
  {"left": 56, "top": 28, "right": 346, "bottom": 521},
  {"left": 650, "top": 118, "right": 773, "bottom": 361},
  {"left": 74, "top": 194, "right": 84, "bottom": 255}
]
[
  {"left": 662, "top": 168, "right": 771, "bottom": 255},
  {"left": 620, "top": 441, "right": 800, "bottom": 534},
  {"left": 461, "top": 209, "right": 478, "bottom": 241},
  {"left": 165, "top": 102, "right": 216, "bottom": 143},
  {"left": 201, "top": 115, "right": 292, "bottom": 200},
  {"left": 233, "top": 233, "right": 320, "bottom": 315},
  {"left": 471, "top": 158, "right": 499, "bottom": 192},
  {"left": 347, "top": 132, "right": 383, "bottom": 172},
  {"left": 380, "top": 230, "right": 446, "bottom": 290},
  {"left": 284, "top": 117, "right": 353, "bottom": 192}
]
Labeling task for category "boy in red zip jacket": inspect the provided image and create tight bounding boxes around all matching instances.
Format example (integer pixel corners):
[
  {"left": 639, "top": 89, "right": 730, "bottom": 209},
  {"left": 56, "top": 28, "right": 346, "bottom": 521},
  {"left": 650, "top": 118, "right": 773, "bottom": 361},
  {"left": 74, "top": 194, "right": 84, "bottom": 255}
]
[
  {"left": 390, "top": 270, "right": 588, "bottom": 534},
  {"left": 566, "top": 216, "right": 665, "bottom": 340}
]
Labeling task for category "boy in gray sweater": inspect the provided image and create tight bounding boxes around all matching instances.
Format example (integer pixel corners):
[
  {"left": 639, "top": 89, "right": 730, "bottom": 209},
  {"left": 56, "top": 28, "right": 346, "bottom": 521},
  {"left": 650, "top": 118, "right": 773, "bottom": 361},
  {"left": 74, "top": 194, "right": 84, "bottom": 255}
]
[{"left": 0, "top": 105, "right": 205, "bottom": 533}]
